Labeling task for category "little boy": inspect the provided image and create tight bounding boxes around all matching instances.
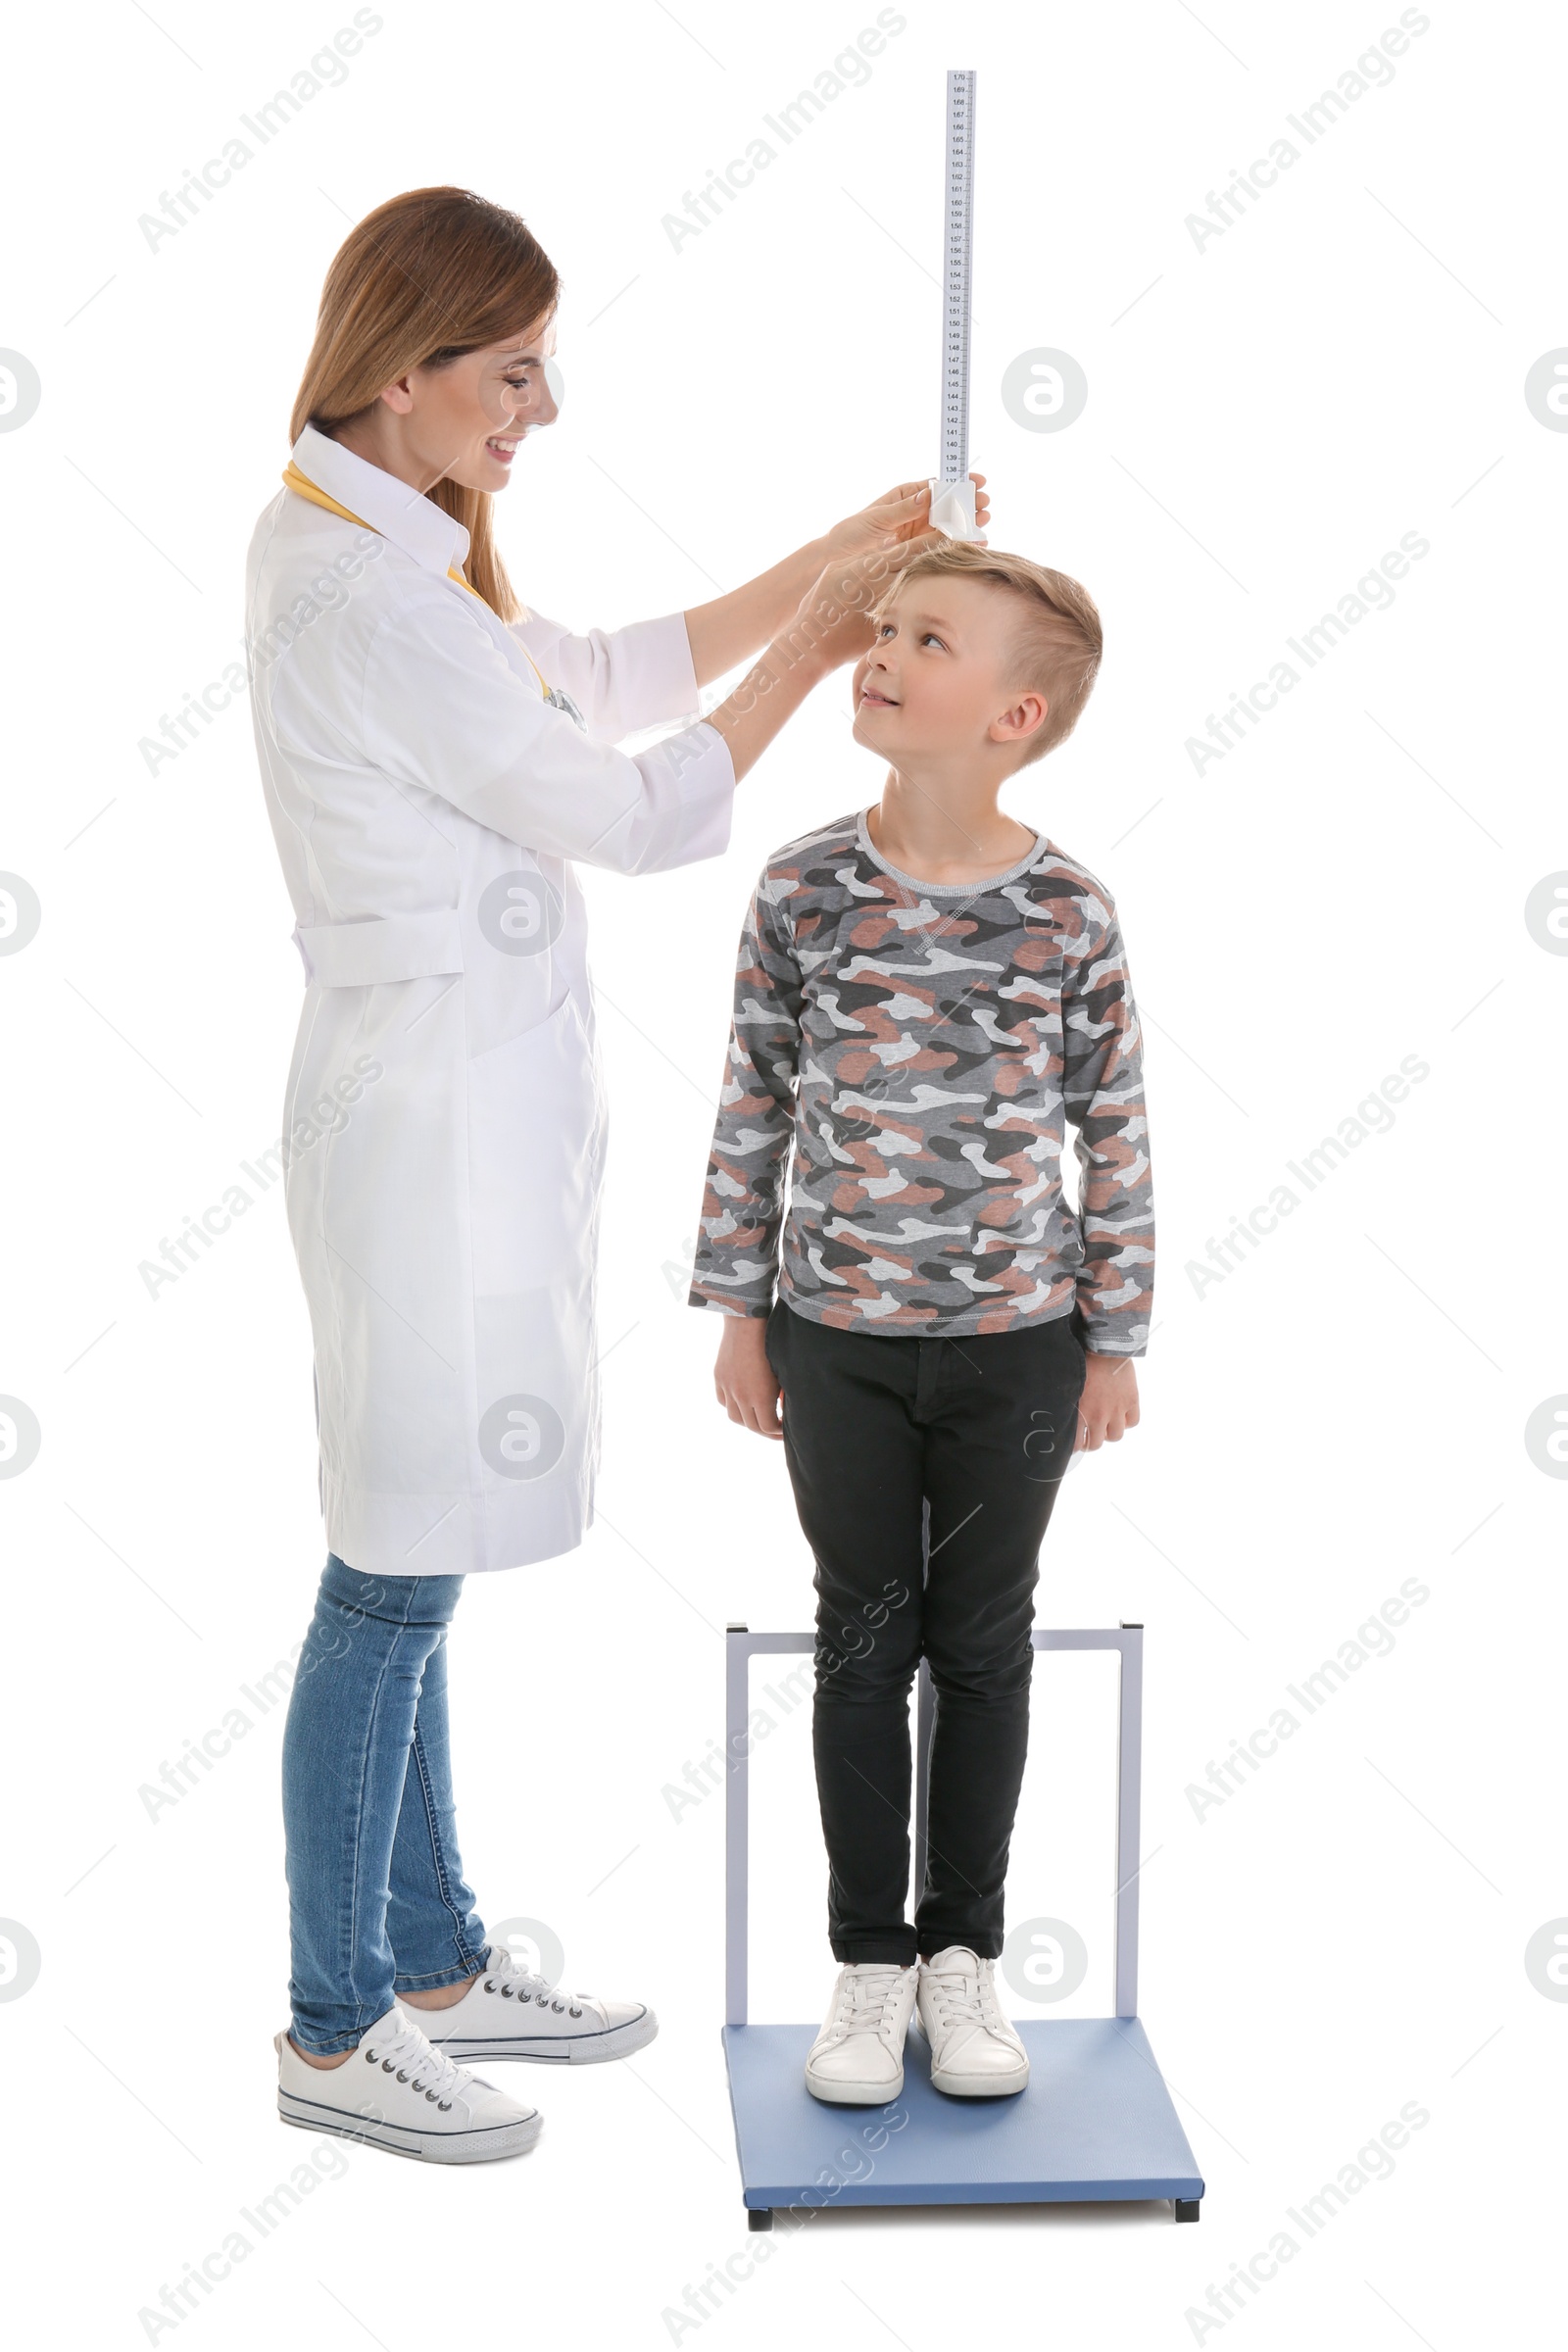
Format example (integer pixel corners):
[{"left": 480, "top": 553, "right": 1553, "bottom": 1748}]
[{"left": 688, "top": 540, "right": 1152, "bottom": 2105}]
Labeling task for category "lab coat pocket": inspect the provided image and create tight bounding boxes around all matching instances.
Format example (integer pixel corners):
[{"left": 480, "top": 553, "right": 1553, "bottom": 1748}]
[{"left": 466, "top": 992, "right": 606, "bottom": 1300}]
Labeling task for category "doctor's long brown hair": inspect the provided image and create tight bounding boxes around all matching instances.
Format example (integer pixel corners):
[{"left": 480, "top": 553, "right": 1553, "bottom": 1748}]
[{"left": 290, "top": 186, "right": 560, "bottom": 623}]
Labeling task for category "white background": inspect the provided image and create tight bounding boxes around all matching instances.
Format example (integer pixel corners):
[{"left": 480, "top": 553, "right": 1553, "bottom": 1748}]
[{"left": 2, "top": 0, "right": 1564, "bottom": 2343}]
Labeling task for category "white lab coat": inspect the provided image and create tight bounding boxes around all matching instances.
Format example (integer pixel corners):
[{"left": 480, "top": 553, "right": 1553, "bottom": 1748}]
[{"left": 246, "top": 425, "right": 735, "bottom": 1575}]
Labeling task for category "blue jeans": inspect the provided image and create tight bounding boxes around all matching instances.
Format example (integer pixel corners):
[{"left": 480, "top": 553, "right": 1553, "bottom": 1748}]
[{"left": 281, "top": 1554, "right": 489, "bottom": 2053}]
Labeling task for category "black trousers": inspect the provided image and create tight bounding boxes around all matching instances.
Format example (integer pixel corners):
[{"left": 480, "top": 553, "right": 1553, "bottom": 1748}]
[{"left": 765, "top": 1299, "right": 1088, "bottom": 1965}]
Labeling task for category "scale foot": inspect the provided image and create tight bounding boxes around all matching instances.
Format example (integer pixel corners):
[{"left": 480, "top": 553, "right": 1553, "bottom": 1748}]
[
  {"left": 1174, "top": 2199, "right": 1200, "bottom": 2224},
  {"left": 748, "top": 2208, "right": 772, "bottom": 2232}
]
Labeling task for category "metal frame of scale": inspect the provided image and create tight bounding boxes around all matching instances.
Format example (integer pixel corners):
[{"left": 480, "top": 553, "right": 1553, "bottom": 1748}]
[{"left": 720, "top": 1625, "right": 1204, "bottom": 2226}]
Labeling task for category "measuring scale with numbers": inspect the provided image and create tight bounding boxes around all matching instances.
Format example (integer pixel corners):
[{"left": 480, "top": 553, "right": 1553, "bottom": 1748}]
[{"left": 929, "top": 69, "right": 982, "bottom": 542}]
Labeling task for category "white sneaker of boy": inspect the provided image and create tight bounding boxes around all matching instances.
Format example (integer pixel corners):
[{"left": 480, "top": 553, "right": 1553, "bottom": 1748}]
[
  {"left": 275, "top": 2005, "right": 542, "bottom": 2163},
  {"left": 421, "top": 1942, "right": 658, "bottom": 2064},
  {"left": 804, "top": 1961, "right": 918, "bottom": 2104},
  {"left": 916, "top": 1946, "right": 1030, "bottom": 2097}
]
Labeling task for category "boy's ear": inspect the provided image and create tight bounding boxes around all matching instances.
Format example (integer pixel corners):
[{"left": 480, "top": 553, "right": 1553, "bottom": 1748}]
[{"left": 989, "top": 691, "right": 1049, "bottom": 747}]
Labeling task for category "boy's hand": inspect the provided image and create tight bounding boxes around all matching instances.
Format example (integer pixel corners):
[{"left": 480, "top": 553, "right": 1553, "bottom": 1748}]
[
  {"left": 713, "top": 1315, "right": 783, "bottom": 1440},
  {"left": 1075, "top": 1353, "right": 1141, "bottom": 1452}
]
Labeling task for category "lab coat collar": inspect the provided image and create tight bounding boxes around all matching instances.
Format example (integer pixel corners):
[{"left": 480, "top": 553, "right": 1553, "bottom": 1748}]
[{"left": 289, "top": 422, "right": 472, "bottom": 575}]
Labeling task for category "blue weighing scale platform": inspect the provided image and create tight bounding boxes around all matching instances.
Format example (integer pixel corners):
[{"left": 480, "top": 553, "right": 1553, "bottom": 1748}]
[{"left": 721, "top": 1627, "right": 1204, "bottom": 2228}]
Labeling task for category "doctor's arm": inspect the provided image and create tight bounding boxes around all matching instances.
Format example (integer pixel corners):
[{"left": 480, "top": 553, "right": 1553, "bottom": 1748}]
[
  {"left": 358, "top": 544, "right": 931, "bottom": 875},
  {"left": 520, "top": 537, "right": 908, "bottom": 811},
  {"left": 697, "top": 574, "right": 841, "bottom": 779},
  {"left": 703, "top": 535, "right": 940, "bottom": 777}
]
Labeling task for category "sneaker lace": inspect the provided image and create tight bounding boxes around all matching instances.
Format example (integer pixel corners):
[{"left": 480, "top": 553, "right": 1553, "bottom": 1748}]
[
  {"left": 361, "top": 2013, "right": 473, "bottom": 2110},
  {"left": 924, "top": 1963, "right": 993, "bottom": 2031},
  {"left": 480, "top": 1944, "right": 585, "bottom": 2020},
  {"left": 827, "top": 1965, "right": 911, "bottom": 2042}
]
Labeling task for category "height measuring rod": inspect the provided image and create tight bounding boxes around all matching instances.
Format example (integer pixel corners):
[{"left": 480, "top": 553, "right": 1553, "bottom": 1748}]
[{"left": 930, "top": 69, "right": 982, "bottom": 541}]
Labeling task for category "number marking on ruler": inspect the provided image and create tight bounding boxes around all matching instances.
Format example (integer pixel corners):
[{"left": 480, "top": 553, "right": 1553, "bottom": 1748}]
[{"left": 939, "top": 68, "right": 976, "bottom": 493}]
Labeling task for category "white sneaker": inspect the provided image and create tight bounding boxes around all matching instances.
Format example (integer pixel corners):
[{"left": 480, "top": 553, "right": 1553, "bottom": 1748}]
[
  {"left": 422, "top": 1942, "right": 657, "bottom": 2065},
  {"left": 276, "top": 2005, "right": 542, "bottom": 2163},
  {"left": 916, "top": 1946, "right": 1030, "bottom": 2097},
  {"left": 804, "top": 1962, "right": 918, "bottom": 2104}
]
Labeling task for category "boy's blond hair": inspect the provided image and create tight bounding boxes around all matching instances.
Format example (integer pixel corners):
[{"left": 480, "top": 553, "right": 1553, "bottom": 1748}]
[{"left": 868, "top": 539, "right": 1102, "bottom": 765}]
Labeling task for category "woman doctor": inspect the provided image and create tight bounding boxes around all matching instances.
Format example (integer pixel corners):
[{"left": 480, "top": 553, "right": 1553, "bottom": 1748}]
[{"left": 248, "top": 186, "right": 986, "bottom": 2165}]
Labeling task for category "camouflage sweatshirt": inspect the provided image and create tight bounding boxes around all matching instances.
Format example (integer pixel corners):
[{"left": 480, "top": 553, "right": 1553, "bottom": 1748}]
[{"left": 688, "top": 810, "right": 1153, "bottom": 1348}]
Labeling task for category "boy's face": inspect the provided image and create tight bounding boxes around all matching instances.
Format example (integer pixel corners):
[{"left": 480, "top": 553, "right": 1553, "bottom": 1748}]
[{"left": 850, "top": 576, "right": 1047, "bottom": 765}]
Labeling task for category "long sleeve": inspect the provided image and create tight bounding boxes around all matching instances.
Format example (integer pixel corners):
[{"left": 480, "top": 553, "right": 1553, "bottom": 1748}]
[
  {"left": 688, "top": 874, "right": 805, "bottom": 1318},
  {"left": 508, "top": 610, "right": 701, "bottom": 740},
  {"left": 299, "top": 590, "right": 734, "bottom": 876},
  {"left": 1061, "top": 893, "right": 1154, "bottom": 1354}
]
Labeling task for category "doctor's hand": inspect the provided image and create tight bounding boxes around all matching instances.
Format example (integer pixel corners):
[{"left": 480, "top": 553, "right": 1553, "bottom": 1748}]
[
  {"left": 789, "top": 537, "right": 941, "bottom": 674},
  {"left": 820, "top": 475, "right": 991, "bottom": 562},
  {"left": 707, "top": 539, "right": 938, "bottom": 777},
  {"left": 712, "top": 1315, "right": 783, "bottom": 1441}
]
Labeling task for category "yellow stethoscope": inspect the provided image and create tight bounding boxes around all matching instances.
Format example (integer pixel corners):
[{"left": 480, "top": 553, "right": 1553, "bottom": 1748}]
[{"left": 280, "top": 461, "right": 584, "bottom": 726}]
